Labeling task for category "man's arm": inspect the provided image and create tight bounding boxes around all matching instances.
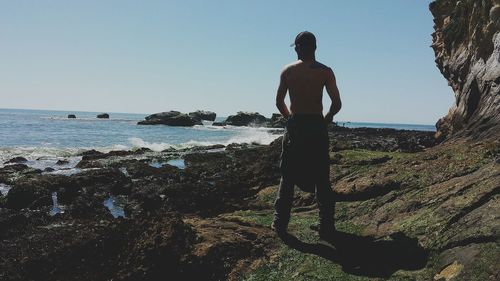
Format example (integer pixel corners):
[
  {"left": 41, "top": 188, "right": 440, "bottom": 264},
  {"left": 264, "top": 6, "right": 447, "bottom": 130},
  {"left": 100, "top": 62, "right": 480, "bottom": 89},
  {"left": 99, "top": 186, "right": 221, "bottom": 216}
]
[
  {"left": 324, "top": 68, "right": 342, "bottom": 124},
  {"left": 276, "top": 69, "right": 290, "bottom": 119}
]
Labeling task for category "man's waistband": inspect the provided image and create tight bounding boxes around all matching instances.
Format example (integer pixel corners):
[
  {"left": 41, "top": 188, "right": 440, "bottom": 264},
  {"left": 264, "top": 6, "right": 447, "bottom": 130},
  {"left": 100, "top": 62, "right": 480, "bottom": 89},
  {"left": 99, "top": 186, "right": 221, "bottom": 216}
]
[{"left": 288, "top": 113, "right": 324, "bottom": 122}]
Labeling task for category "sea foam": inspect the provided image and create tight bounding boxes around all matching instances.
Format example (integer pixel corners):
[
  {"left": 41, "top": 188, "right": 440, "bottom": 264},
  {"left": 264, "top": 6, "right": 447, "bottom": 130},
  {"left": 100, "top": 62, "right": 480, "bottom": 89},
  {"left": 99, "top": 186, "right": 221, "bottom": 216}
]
[{"left": 128, "top": 125, "right": 281, "bottom": 151}]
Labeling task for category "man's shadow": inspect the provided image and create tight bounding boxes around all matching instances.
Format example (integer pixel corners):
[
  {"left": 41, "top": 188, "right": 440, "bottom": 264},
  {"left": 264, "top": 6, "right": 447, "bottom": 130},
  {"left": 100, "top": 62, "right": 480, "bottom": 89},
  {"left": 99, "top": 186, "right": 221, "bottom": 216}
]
[{"left": 279, "top": 229, "right": 429, "bottom": 278}]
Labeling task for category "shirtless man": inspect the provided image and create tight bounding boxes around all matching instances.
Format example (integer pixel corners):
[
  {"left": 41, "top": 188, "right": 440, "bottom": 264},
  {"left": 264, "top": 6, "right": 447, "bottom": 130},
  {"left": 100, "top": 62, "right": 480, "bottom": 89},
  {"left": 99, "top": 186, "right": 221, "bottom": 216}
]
[{"left": 273, "top": 31, "right": 342, "bottom": 244}]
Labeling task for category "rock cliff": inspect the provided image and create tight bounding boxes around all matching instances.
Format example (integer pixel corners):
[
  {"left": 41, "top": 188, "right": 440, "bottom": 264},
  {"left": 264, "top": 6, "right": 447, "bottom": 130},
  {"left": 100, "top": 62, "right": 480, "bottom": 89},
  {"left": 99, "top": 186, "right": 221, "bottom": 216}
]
[{"left": 430, "top": 0, "right": 500, "bottom": 140}]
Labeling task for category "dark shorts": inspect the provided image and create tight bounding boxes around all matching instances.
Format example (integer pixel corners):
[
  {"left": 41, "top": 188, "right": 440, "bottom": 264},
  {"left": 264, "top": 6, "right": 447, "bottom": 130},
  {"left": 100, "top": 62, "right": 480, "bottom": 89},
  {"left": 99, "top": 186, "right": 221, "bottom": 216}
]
[{"left": 280, "top": 114, "right": 330, "bottom": 193}]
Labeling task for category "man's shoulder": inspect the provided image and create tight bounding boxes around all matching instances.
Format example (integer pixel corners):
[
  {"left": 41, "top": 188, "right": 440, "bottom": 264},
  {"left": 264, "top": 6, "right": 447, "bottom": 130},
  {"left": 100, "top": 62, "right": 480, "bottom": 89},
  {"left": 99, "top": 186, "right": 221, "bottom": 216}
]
[
  {"left": 282, "top": 61, "right": 301, "bottom": 70},
  {"left": 280, "top": 61, "right": 299, "bottom": 77},
  {"left": 310, "top": 61, "right": 331, "bottom": 71},
  {"left": 281, "top": 60, "right": 333, "bottom": 75}
]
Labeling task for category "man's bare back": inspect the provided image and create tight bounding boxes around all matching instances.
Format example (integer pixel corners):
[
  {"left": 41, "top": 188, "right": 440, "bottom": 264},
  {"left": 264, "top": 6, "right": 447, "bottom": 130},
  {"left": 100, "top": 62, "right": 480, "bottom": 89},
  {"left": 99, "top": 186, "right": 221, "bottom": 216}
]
[{"left": 276, "top": 59, "right": 341, "bottom": 123}]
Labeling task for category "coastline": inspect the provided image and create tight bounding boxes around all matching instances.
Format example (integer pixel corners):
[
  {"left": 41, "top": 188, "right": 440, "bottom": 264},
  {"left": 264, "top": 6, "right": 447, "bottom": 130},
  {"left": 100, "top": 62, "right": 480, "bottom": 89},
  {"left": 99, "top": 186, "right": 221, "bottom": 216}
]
[
  {"left": 5, "top": 125, "right": 493, "bottom": 280},
  {"left": 0, "top": 108, "right": 435, "bottom": 173},
  {"left": 0, "top": 113, "right": 497, "bottom": 281}
]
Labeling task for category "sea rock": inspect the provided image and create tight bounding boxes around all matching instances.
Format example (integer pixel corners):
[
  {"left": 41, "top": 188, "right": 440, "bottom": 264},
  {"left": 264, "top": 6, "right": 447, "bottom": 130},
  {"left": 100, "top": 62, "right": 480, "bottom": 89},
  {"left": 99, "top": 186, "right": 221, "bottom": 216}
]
[
  {"left": 4, "top": 157, "right": 28, "bottom": 164},
  {"left": 0, "top": 164, "right": 29, "bottom": 173},
  {"left": 269, "top": 113, "right": 287, "bottom": 128},
  {"left": 430, "top": 0, "right": 500, "bottom": 140},
  {"left": 188, "top": 110, "right": 217, "bottom": 122},
  {"left": 5, "top": 167, "right": 130, "bottom": 211},
  {"left": 77, "top": 149, "right": 151, "bottom": 165},
  {"left": 58, "top": 168, "right": 131, "bottom": 203},
  {"left": 67, "top": 195, "right": 113, "bottom": 219},
  {"left": 219, "top": 111, "right": 268, "bottom": 126},
  {"left": 78, "top": 149, "right": 104, "bottom": 160},
  {"left": 120, "top": 160, "right": 181, "bottom": 179},
  {"left": 138, "top": 111, "right": 201, "bottom": 126},
  {"left": 0, "top": 164, "right": 41, "bottom": 185},
  {"left": 97, "top": 113, "right": 109, "bottom": 119},
  {"left": 6, "top": 179, "right": 53, "bottom": 210},
  {"left": 329, "top": 127, "right": 436, "bottom": 152},
  {"left": 211, "top": 121, "right": 225, "bottom": 126},
  {"left": 68, "top": 114, "right": 76, "bottom": 119}
]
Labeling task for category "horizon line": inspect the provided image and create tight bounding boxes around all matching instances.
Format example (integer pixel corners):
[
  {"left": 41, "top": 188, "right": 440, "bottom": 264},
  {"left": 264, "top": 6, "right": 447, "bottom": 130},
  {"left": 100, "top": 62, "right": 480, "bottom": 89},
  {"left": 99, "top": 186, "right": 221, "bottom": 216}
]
[{"left": 0, "top": 107, "right": 437, "bottom": 127}]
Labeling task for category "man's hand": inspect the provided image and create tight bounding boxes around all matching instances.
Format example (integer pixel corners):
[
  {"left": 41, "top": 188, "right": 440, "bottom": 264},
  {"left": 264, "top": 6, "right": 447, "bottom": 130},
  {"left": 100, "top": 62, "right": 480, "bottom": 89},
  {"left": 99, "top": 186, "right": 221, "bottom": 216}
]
[{"left": 324, "top": 112, "right": 334, "bottom": 124}]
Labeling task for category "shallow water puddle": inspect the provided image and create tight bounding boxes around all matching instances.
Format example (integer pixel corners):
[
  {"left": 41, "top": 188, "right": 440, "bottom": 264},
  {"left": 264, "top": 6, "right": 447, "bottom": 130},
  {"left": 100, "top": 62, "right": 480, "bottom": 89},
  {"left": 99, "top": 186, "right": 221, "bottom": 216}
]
[
  {"left": 103, "top": 196, "right": 126, "bottom": 218},
  {"left": 46, "top": 168, "right": 82, "bottom": 176},
  {"left": 166, "top": 158, "right": 185, "bottom": 169},
  {"left": 0, "top": 183, "right": 11, "bottom": 196},
  {"left": 149, "top": 158, "right": 185, "bottom": 169},
  {"left": 49, "top": 192, "right": 65, "bottom": 216},
  {"left": 149, "top": 162, "right": 163, "bottom": 168}
]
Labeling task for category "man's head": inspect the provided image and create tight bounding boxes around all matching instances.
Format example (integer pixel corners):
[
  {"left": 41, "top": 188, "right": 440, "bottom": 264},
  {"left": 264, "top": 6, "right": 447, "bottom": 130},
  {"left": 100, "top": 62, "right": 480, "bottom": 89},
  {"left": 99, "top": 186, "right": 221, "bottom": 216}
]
[{"left": 291, "top": 31, "right": 316, "bottom": 58}]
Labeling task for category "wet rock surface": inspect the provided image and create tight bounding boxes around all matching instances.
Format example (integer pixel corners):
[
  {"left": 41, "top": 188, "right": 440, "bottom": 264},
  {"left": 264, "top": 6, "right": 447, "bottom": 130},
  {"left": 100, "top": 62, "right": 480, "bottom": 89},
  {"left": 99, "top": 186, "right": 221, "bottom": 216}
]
[
  {"left": 138, "top": 111, "right": 202, "bottom": 126},
  {"left": 1, "top": 125, "right": 498, "bottom": 280},
  {"left": 189, "top": 110, "right": 217, "bottom": 122},
  {"left": 215, "top": 111, "right": 268, "bottom": 127},
  {"left": 213, "top": 111, "right": 288, "bottom": 128},
  {"left": 329, "top": 126, "right": 437, "bottom": 152},
  {"left": 4, "top": 157, "right": 28, "bottom": 164}
]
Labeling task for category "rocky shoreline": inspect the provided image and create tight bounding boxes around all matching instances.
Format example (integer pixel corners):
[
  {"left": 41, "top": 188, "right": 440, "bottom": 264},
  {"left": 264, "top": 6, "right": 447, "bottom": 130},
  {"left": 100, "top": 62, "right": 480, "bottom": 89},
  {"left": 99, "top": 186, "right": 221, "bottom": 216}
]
[
  {"left": 2, "top": 125, "right": 498, "bottom": 280},
  {"left": 0, "top": 126, "right": 463, "bottom": 280}
]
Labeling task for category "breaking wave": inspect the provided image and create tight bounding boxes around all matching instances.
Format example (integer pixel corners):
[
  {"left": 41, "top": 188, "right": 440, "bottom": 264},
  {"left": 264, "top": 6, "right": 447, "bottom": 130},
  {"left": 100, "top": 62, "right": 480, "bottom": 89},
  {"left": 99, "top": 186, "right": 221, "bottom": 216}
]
[
  {"left": 0, "top": 126, "right": 282, "bottom": 167},
  {"left": 128, "top": 126, "right": 282, "bottom": 151}
]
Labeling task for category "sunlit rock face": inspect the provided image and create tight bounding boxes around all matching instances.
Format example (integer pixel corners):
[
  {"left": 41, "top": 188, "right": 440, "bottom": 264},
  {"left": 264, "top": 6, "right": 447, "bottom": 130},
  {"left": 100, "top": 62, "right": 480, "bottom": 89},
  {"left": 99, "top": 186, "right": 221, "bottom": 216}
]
[{"left": 430, "top": 0, "right": 500, "bottom": 140}]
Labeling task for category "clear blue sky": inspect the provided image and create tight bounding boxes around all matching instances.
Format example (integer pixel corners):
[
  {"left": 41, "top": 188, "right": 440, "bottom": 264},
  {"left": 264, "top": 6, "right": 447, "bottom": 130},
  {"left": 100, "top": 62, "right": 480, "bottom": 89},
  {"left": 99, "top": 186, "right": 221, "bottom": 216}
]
[{"left": 0, "top": 0, "right": 453, "bottom": 125}]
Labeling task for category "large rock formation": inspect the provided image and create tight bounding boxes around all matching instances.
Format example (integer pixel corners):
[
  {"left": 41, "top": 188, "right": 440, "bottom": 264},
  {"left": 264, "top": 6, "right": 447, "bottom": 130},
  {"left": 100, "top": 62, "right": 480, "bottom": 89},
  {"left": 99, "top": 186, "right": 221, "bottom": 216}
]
[
  {"left": 188, "top": 110, "right": 216, "bottom": 122},
  {"left": 138, "top": 111, "right": 202, "bottom": 126},
  {"left": 4, "top": 157, "right": 28, "bottom": 165},
  {"left": 214, "top": 111, "right": 268, "bottom": 127},
  {"left": 430, "top": 0, "right": 500, "bottom": 140},
  {"left": 268, "top": 113, "right": 287, "bottom": 128}
]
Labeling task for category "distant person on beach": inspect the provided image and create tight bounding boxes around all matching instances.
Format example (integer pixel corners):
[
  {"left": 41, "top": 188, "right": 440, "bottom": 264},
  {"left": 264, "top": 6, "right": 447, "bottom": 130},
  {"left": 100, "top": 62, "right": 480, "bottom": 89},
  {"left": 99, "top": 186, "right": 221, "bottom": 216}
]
[{"left": 273, "top": 31, "right": 342, "bottom": 246}]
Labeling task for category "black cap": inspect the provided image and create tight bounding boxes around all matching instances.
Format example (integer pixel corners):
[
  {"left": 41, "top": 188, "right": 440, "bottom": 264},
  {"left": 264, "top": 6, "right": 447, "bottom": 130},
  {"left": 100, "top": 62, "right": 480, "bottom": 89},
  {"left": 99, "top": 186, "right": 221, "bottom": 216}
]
[{"left": 290, "top": 31, "right": 316, "bottom": 47}]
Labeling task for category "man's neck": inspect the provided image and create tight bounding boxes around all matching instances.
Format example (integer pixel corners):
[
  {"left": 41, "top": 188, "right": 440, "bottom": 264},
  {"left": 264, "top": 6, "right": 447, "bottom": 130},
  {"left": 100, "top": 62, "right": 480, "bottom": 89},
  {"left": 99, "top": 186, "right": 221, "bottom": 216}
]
[{"left": 298, "top": 54, "right": 315, "bottom": 61}]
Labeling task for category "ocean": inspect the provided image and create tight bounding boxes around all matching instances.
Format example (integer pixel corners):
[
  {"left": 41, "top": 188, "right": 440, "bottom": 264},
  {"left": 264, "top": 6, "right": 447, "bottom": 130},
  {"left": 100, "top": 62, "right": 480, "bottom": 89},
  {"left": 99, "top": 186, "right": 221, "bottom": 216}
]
[{"left": 0, "top": 108, "right": 435, "bottom": 170}]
